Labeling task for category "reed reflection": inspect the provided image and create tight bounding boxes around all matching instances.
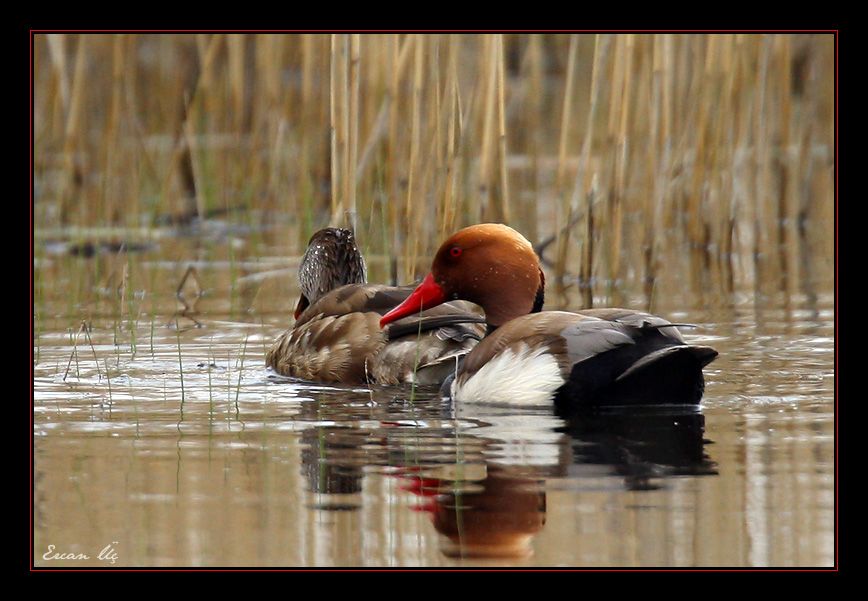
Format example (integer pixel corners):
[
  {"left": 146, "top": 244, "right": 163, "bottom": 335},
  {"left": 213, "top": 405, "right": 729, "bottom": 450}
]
[{"left": 300, "top": 427, "right": 365, "bottom": 511}]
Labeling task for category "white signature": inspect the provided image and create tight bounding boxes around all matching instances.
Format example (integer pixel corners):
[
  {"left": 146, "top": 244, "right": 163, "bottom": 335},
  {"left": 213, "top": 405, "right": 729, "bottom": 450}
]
[{"left": 42, "top": 542, "right": 119, "bottom": 565}]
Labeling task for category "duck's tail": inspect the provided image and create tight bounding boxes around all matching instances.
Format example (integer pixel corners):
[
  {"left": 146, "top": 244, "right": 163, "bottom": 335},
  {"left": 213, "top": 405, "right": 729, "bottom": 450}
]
[{"left": 558, "top": 344, "right": 718, "bottom": 410}]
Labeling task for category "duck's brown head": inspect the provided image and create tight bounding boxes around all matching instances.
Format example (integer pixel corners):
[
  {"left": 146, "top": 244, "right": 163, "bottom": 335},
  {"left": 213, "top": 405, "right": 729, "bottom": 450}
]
[
  {"left": 295, "top": 228, "right": 367, "bottom": 319},
  {"left": 380, "top": 223, "right": 544, "bottom": 328}
]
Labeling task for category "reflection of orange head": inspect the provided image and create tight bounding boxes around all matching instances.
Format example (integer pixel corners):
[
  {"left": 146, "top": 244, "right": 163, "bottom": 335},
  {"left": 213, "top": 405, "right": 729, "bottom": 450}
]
[{"left": 428, "top": 468, "right": 546, "bottom": 559}]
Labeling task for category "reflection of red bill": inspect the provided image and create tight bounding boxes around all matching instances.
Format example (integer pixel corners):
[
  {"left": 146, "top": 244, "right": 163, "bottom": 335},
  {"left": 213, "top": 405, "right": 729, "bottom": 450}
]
[
  {"left": 393, "top": 467, "right": 444, "bottom": 513},
  {"left": 397, "top": 475, "right": 443, "bottom": 497}
]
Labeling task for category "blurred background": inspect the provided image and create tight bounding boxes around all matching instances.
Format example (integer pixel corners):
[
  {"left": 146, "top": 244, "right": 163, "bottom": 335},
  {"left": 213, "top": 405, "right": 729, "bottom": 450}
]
[{"left": 34, "top": 33, "right": 834, "bottom": 316}]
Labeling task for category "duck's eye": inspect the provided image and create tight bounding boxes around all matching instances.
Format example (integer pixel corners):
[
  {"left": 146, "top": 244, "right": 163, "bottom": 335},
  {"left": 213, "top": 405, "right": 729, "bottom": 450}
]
[{"left": 449, "top": 246, "right": 463, "bottom": 258}]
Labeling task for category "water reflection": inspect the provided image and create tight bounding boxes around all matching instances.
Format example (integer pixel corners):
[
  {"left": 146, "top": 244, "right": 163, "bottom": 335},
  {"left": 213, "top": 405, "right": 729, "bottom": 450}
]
[
  {"left": 559, "top": 407, "right": 717, "bottom": 491},
  {"left": 294, "top": 396, "right": 716, "bottom": 560},
  {"left": 301, "top": 428, "right": 364, "bottom": 511},
  {"left": 411, "top": 465, "right": 547, "bottom": 560}
]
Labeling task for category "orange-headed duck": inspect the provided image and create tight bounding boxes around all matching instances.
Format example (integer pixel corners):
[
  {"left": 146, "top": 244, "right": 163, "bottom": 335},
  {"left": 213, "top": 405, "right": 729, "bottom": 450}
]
[
  {"left": 379, "top": 223, "right": 718, "bottom": 408},
  {"left": 266, "top": 228, "right": 486, "bottom": 385}
]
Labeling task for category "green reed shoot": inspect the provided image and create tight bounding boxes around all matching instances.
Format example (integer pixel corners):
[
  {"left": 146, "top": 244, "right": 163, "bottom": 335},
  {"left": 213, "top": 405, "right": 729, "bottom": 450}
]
[
  {"left": 234, "top": 334, "right": 249, "bottom": 420},
  {"left": 63, "top": 325, "right": 81, "bottom": 381},
  {"left": 407, "top": 305, "right": 424, "bottom": 406},
  {"left": 176, "top": 329, "right": 185, "bottom": 407},
  {"left": 129, "top": 378, "right": 140, "bottom": 439},
  {"left": 103, "top": 358, "right": 113, "bottom": 412},
  {"left": 207, "top": 336, "right": 215, "bottom": 423}
]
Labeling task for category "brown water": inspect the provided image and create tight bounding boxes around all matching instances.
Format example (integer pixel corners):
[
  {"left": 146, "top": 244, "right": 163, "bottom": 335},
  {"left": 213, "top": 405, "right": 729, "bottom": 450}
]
[{"left": 32, "top": 227, "right": 835, "bottom": 568}]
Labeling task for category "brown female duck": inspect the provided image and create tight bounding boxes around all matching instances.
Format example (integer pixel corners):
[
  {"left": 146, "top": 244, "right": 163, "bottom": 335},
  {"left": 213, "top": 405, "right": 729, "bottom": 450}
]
[
  {"left": 266, "top": 228, "right": 485, "bottom": 385},
  {"left": 379, "top": 223, "right": 718, "bottom": 408}
]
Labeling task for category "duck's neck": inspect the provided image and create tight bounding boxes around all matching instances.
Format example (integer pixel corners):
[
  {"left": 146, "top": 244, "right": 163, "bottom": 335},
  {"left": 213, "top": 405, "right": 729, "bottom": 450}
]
[
  {"left": 485, "top": 269, "right": 545, "bottom": 335},
  {"left": 532, "top": 268, "right": 545, "bottom": 313}
]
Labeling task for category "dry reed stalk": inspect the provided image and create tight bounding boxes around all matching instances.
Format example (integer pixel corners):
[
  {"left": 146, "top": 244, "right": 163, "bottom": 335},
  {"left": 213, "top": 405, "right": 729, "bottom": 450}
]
[
  {"left": 672, "top": 34, "right": 691, "bottom": 171},
  {"left": 98, "top": 35, "right": 125, "bottom": 225},
  {"left": 268, "top": 118, "right": 289, "bottom": 216},
  {"left": 120, "top": 35, "right": 160, "bottom": 204},
  {"left": 183, "top": 109, "right": 205, "bottom": 220},
  {"left": 794, "top": 41, "right": 820, "bottom": 293},
  {"left": 256, "top": 36, "right": 284, "bottom": 216},
  {"left": 552, "top": 34, "right": 580, "bottom": 301},
  {"left": 386, "top": 34, "right": 401, "bottom": 270},
  {"left": 775, "top": 35, "right": 797, "bottom": 299},
  {"left": 337, "top": 34, "right": 350, "bottom": 227},
  {"left": 46, "top": 34, "right": 69, "bottom": 115},
  {"left": 524, "top": 35, "right": 544, "bottom": 244},
  {"left": 495, "top": 34, "right": 511, "bottom": 223},
  {"left": 753, "top": 36, "right": 775, "bottom": 294},
  {"left": 258, "top": 35, "right": 281, "bottom": 120},
  {"left": 569, "top": 34, "right": 609, "bottom": 307},
  {"left": 402, "top": 34, "right": 424, "bottom": 283},
  {"left": 608, "top": 33, "right": 634, "bottom": 293},
  {"left": 407, "top": 34, "right": 441, "bottom": 258},
  {"left": 458, "top": 54, "right": 481, "bottom": 227},
  {"left": 355, "top": 34, "right": 415, "bottom": 191},
  {"left": 33, "top": 40, "right": 55, "bottom": 160},
  {"left": 241, "top": 37, "right": 269, "bottom": 217},
  {"left": 297, "top": 33, "right": 315, "bottom": 237},
  {"left": 347, "top": 34, "right": 361, "bottom": 232},
  {"left": 642, "top": 35, "right": 664, "bottom": 307},
  {"left": 228, "top": 34, "right": 246, "bottom": 134},
  {"left": 361, "top": 36, "right": 381, "bottom": 178},
  {"left": 414, "top": 37, "right": 442, "bottom": 267},
  {"left": 700, "top": 36, "right": 726, "bottom": 292},
  {"left": 438, "top": 35, "right": 461, "bottom": 242},
  {"left": 685, "top": 36, "right": 710, "bottom": 253},
  {"left": 59, "top": 34, "right": 88, "bottom": 225},
  {"left": 194, "top": 34, "right": 218, "bottom": 130},
  {"left": 556, "top": 35, "right": 579, "bottom": 193},
  {"left": 727, "top": 34, "right": 750, "bottom": 290},
  {"left": 431, "top": 35, "right": 443, "bottom": 187},
  {"left": 715, "top": 34, "right": 737, "bottom": 296},
  {"left": 329, "top": 34, "right": 341, "bottom": 224},
  {"left": 157, "top": 34, "right": 221, "bottom": 221},
  {"left": 476, "top": 36, "right": 498, "bottom": 223},
  {"left": 43, "top": 35, "right": 70, "bottom": 193},
  {"left": 118, "top": 35, "right": 144, "bottom": 228}
]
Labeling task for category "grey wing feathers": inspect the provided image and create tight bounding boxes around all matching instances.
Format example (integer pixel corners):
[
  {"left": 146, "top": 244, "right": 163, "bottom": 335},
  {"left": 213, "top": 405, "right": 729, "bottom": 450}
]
[
  {"left": 578, "top": 308, "right": 686, "bottom": 343},
  {"left": 559, "top": 319, "right": 637, "bottom": 365}
]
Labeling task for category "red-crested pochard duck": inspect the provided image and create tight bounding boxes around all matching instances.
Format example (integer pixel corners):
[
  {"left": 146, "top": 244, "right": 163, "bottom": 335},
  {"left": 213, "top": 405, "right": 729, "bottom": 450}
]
[
  {"left": 379, "top": 223, "right": 718, "bottom": 408},
  {"left": 266, "top": 228, "right": 486, "bottom": 385}
]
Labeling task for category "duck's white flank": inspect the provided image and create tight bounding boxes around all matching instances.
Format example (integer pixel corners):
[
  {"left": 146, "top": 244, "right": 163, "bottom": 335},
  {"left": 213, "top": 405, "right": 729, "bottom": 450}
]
[{"left": 452, "top": 342, "right": 564, "bottom": 405}]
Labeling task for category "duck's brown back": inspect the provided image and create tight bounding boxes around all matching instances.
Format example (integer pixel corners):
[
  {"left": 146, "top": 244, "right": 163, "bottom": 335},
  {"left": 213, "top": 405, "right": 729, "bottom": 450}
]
[
  {"left": 267, "top": 283, "right": 484, "bottom": 385},
  {"left": 267, "top": 308, "right": 386, "bottom": 383}
]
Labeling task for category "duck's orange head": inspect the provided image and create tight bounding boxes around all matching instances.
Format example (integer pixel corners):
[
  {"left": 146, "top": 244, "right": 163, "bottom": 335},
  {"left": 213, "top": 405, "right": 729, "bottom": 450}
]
[{"left": 380, "top": 224, "right": 544, "bottom": 328}]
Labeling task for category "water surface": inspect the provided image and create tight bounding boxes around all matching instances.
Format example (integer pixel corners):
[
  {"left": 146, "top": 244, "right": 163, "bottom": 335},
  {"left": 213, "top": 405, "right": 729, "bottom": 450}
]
[{"left": 32, "top": 232, "right": 834, "bottom": 567}]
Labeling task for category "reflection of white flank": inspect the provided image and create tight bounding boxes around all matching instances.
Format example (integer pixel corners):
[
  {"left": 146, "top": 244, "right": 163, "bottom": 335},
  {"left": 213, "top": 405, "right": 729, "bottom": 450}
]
[
  {"left": 453, "top": 342, "right": 564, "bottom": 406},
  {"left": 471, "top": 414, "right": 566, "bottom": 467}
]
